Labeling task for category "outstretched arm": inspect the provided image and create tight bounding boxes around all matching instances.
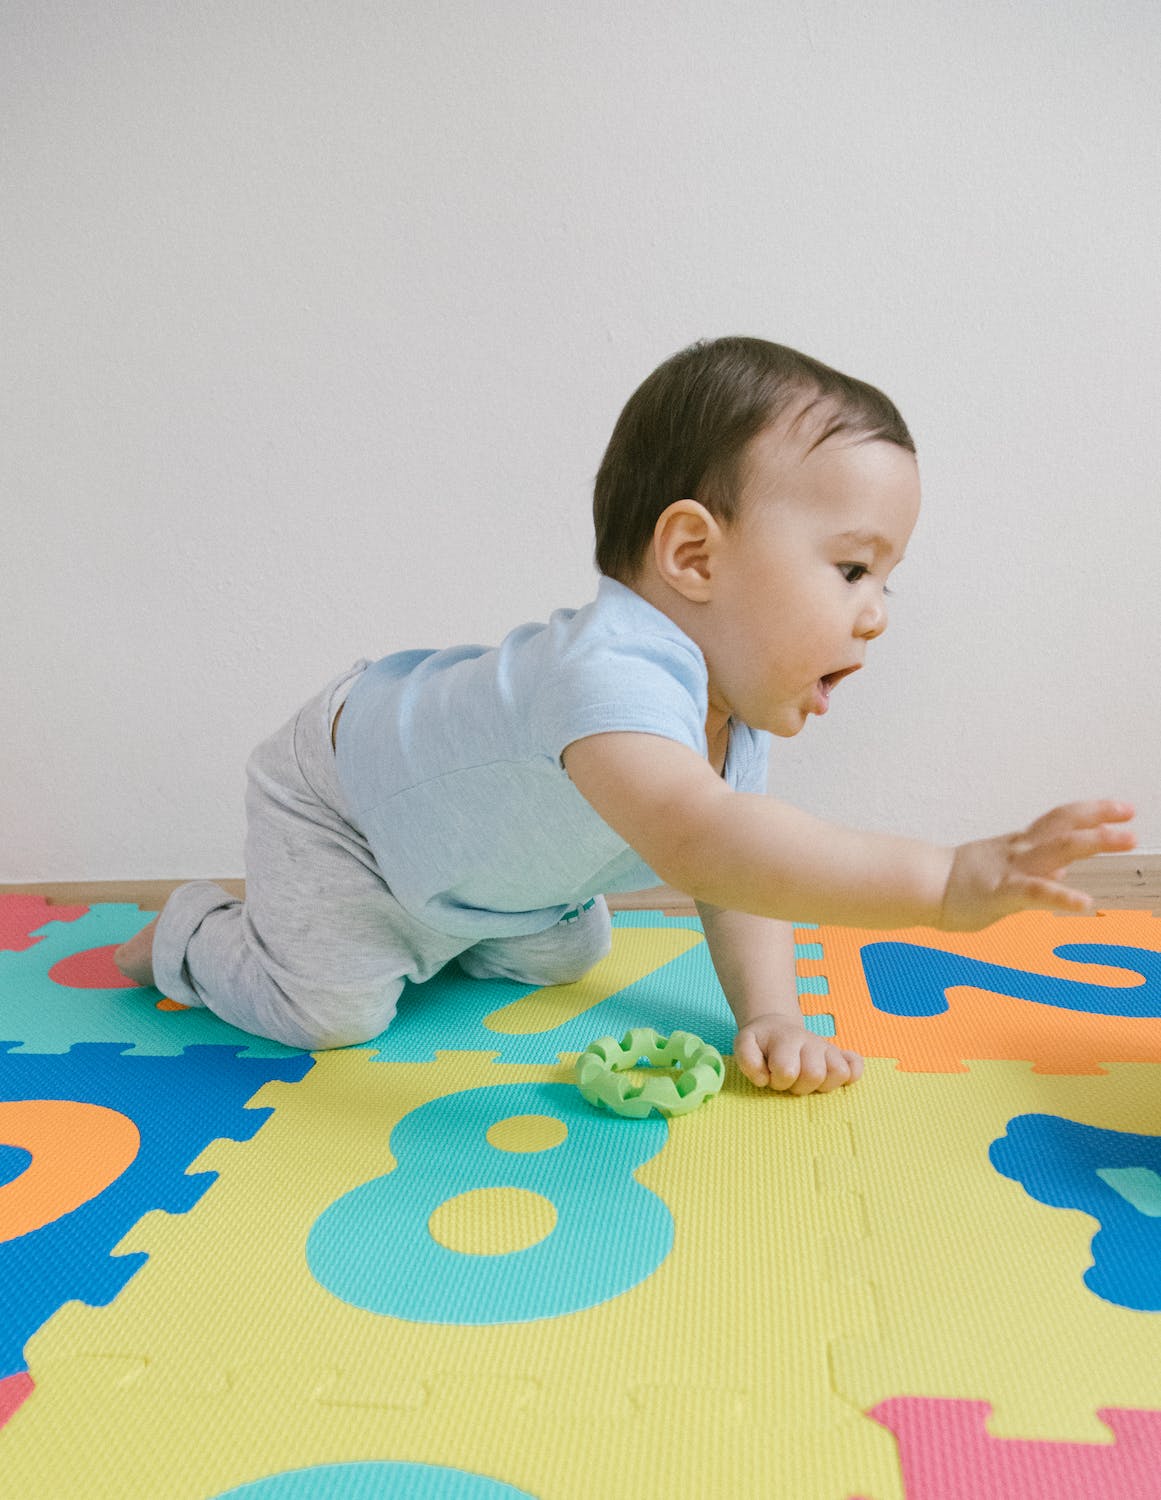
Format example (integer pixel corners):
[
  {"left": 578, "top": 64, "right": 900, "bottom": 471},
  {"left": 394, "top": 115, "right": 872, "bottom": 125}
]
[{"left": 562, "top": 733, "right": 1135, "bottom": 930}]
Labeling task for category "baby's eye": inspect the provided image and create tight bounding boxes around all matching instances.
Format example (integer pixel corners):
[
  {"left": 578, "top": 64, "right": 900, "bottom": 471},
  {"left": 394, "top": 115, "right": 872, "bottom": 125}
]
[{"left": 839, "top": 563, "right": 895, "bottom": 597}]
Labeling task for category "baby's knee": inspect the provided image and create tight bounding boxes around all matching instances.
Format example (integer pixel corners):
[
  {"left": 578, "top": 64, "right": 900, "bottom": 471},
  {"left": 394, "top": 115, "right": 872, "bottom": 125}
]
[
  {"left": 460, "top": 897, "right": 612, "bottom": 988},
  {"left": 296, "top": 1017, "right": 389, "bottom": 1051},
  {"left": 281, "top": 980, "right": 403, "bottom": 1051},
  {"left": 550, "top": 897, "right": 612, "bottom": 982},
  {"left": 291, "top": 1014, "right": 396, "bottom": 1050}
]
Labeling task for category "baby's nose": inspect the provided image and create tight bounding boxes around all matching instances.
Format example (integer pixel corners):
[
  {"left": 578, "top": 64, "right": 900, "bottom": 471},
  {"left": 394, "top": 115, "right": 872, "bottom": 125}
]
[{"left": 858, "top": 599, "right": 888, "bottom": 639}]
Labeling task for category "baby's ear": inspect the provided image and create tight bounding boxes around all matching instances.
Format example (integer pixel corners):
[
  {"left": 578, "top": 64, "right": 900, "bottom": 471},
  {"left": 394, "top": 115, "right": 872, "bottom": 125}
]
[{"left": 652, "top": 499, "right": 719, "bottom": 600}]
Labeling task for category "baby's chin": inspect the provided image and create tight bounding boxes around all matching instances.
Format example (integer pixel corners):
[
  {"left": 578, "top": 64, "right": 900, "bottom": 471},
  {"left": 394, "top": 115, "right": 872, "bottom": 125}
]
[
  {"left": 729, "top": 692, "right": 816, "bottom": 737},
  {"left": 765, "top": 709, "right": 810, "bottom": 738}
]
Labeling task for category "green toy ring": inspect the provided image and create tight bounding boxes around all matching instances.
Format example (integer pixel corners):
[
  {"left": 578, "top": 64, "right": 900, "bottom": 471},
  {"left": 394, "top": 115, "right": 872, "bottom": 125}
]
[{"left": 575, "top": 1028, "right": 725, "bottom": 1118}]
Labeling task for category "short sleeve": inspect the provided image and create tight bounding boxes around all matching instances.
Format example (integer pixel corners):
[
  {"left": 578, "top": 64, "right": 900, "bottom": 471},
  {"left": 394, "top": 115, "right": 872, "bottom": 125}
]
[{"left": 536, "top": 629, "right": 709, "bottom": 765}]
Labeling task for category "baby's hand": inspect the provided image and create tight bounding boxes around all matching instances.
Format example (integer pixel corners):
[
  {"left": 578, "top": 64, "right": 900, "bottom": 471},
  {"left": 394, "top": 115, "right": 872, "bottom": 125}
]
[
  {"left": 734, "top": 1014, "right": 864, "bottom": 1095},
  {"left": 940, "top": 800, "right": 1135, "bottom": 932}
]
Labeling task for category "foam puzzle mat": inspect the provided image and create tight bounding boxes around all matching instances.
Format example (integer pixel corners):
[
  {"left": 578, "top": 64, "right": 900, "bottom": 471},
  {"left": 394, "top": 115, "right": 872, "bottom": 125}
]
[{"left": 2, "top": 892, "right": 1160, "bottom": 1497}]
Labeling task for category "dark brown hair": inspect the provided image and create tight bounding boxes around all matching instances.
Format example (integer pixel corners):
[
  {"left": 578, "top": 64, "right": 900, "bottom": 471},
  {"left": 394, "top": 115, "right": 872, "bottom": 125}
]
[{"left": 592, "top": 336, "right": 915, "bottom": 581}]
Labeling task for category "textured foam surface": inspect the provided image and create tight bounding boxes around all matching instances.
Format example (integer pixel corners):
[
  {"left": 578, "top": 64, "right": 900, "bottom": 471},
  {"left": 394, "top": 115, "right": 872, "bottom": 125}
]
[{"left": 2, "top": 894, "right": 1160, "bottom": 1497}]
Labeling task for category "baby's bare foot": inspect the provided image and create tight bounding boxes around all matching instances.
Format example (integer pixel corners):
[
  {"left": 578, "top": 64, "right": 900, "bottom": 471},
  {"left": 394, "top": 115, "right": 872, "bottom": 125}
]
[{"left": 114, "top": 917, "right": 159, "bottom": 988}]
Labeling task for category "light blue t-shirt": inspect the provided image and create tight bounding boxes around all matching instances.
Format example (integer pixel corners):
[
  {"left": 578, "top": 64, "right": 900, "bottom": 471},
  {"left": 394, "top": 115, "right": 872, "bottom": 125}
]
[{"left": 334, "top": 576, "right": 771, "bottom": 940}]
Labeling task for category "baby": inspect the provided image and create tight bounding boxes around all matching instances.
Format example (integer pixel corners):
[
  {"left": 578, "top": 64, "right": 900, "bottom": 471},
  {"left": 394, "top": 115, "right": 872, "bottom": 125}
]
[{"left": 116, "top": 336, "right": 1136, "bottom": 1092}]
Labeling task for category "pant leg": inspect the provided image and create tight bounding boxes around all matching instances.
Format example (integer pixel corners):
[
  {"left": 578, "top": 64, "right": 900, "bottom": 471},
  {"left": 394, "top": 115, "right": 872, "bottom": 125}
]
[
  {"left": 457, "top": 895, "right": 612, "bottom": 987},
  {"left": 151, "top": 661, "right": 468, "bottom": 1050}
]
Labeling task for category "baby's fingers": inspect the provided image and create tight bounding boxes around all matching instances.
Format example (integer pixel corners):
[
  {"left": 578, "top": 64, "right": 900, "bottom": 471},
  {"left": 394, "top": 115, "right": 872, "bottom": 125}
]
[
  {"left": 1019, "top": 822, "right": 1136, "bottom": 873},
  {"left": 1026, "top": 800, "right": 1135, "bottom": 843},
  {"left": 735, "top": 1030, "right": 771, "bottom": 1089},
  {"left": 786, "top": 1041, "right": 852, "bottom": 1096},
  {"left": 1026, "top": 826, "right": 1135, "bottom": 877},
  {"left": 767, "top": 1038, "right": 811, "bottom": 1093},
  {"left": 1010, "top": 874, "right": 1095, "bottom": 916}
]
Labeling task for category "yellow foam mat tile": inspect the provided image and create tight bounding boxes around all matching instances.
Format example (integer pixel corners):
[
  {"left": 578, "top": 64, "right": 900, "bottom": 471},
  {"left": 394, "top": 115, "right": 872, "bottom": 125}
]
[
  {"left": 825, "top": 1059, "right": 1161, "bottom": 1442},
  {"left": 7, "top": 1048, "right": 903, "bottom": 1500}
]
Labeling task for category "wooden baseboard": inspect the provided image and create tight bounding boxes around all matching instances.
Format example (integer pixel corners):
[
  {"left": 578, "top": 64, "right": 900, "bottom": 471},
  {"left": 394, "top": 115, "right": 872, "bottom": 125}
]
[
  {"left": 0, "top": 877, "right": 695, "bottom": 916},
  {"left": 1, "top": 855, "right": 1158, "bottom": 917}
]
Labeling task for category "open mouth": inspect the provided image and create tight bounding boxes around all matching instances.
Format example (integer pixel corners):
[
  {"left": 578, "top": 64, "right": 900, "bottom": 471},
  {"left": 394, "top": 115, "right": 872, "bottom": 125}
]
[
  {"left": 813, "top": 665, "right": 862, "bottom": 714},
  {"left": 820, "top": 665, "right": 861, "bottom": 692}
]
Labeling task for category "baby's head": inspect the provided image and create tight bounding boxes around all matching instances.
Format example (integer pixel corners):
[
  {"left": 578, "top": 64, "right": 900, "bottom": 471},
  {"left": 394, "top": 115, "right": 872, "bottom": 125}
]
[
  {"left": 593, "top": 335, "right": 915, "bottom": 585},
  {"left": 594, "top": 337, "right": 921, "bottom": 737}
]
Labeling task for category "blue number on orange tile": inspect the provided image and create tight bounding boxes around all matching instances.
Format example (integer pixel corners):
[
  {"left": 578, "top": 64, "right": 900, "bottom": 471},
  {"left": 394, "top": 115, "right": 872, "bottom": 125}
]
[{"left": 863, "top": 943, "right": 1159, "bottom": 1019}]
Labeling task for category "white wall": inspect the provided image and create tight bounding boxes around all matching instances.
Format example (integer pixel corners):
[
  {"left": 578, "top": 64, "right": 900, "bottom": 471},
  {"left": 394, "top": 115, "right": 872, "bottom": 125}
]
[{"left": 4, "top": 0, "right": 1158, "bottom": 881}]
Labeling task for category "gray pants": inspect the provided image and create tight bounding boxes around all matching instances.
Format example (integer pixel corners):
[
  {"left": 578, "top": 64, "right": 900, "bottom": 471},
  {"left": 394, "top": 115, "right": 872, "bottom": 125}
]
[{"left": 151, "top": 661, "right": 612, "bottom": 1051}]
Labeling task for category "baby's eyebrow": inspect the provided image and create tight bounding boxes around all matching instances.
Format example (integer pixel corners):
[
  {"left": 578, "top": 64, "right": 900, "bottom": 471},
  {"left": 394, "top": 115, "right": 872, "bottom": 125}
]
[{"left": 832, "top": 528, "right": 903, "bottom": 560}]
